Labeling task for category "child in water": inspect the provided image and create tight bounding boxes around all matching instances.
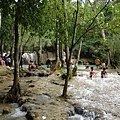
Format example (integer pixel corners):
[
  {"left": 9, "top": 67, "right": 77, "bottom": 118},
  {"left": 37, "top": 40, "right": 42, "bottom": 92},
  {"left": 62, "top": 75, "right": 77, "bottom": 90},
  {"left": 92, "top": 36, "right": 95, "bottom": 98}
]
[
  {"left": 90, "top": 67, "right": 95, "bottom": 79},
  {"left": 101, "top": 68, "right": 107, "bottom": 78}
]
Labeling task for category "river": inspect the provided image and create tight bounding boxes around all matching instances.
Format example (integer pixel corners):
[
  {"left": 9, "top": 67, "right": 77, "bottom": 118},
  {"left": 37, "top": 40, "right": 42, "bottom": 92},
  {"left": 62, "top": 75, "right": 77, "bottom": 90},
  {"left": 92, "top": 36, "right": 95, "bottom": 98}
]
[
  {"left": 0, "top": 65, "right": 120, "bottom": 120},
  {"left": 68, "top": 67, "right": 120, "bottom": 120}
]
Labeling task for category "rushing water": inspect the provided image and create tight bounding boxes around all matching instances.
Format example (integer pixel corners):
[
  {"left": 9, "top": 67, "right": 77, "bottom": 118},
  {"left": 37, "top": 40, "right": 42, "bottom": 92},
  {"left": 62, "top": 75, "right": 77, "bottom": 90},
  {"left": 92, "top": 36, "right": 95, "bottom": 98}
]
[
  {"left": 0, "top": 65, "right": 120, "bottom": 120},
  {"left": 0, "top": 103, "right": 27, "bottom": 120},
  {"left": 0, "top": 76, "right": 30, "bottom": 120},
  {"left": 68, "top": 67, "right": 120, "bottom": 120}
]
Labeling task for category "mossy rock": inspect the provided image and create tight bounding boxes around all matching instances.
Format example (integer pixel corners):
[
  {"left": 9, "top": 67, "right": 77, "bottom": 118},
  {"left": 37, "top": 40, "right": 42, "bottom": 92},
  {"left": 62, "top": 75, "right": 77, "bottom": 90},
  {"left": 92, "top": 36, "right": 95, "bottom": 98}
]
[{"left": 0, "top": 66, "right": 13, "bottom": 76}]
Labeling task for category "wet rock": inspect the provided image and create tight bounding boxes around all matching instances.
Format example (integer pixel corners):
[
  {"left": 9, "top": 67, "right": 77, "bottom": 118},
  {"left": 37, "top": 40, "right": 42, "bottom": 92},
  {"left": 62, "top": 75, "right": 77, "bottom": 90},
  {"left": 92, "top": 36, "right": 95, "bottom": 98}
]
[
  {"left": 67, "top": 109, "right": 75, "bottom": 116},
  {"left": 21, "top": 68, "right": 50, "bottom": 77},
  {"left": 21, "top": 103, "right": 32, "bottom": 112},
  {"left": 38, "top": 72, "right": 49, "bottom": 77},
  {"left": 23, "top": 90, "right": 35, "bottom": 96},
  {"left": 73, "top": 104, "right": 84, "bottom": 115},
  {"left": 29, "top": 84, "right": 35, "bottom": 87},
  {"left": 82, "top": 109, "right": 95, "bottom": 118},
  {"left": 26, "top": 80, "right": 33, "bottom": 83},
  {"left": 2, "top": 107, "right": 12, "bottom": 114},
  {"left": 75, "top": 107, "right": 84, "bottom": 114},
  {"left": 26, "top": 110, "right": 42, "bottom": 120},
  {"left": 0, "top": 66, "right": 13, "bottom": 76},
  {"left": 21, "top": 102, "right": 39, "bottom": 112},
  {"left": 0, "top": 93, "right": 5, "bottom": 103},
  {"left": 18, "top": 97, "right": 27, "bottom": 106},
  {"left": 51, "top": 80, "right": 64, "bottom": 86},
  {"left": 117, "top": 71, "right": 120, "bottom": 75},
  {"left": 73, "top": 104, "right": 104, "bottom": 119},
  {"left": 61, "top": 73, "right": 67, "bottom": 80},
  {"left": 0, "top": 80, "right": 3, "bottom": 83}
]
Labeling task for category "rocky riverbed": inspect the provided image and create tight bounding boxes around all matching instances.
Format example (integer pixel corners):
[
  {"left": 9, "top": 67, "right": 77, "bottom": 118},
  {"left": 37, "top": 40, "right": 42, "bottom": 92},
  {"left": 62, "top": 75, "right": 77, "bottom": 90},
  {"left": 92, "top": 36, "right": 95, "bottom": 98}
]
[{"left": 0, "top": 66, "right": 120, "bottom": 120}]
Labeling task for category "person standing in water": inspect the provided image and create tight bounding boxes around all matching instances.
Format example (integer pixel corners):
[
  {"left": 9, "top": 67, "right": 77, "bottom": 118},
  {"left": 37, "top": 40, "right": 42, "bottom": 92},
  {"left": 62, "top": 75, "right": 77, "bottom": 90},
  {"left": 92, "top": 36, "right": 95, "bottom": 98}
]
[
  {"left": 101, "top": 68, "right": 107, "bottom": 78},
  {"left": 95, "top": 58, "right": 101, "bottom": 68},
  {"left": 90, "top": 67, "right": 95, "bottom": 79},
  {"left": 85, "top": 62, "right": 89, "bottom": 69}
]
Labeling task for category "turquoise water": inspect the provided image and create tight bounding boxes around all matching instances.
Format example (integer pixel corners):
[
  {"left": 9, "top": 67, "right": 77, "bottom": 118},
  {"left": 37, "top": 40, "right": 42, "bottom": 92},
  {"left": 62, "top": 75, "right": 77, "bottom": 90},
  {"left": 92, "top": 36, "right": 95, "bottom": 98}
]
[
  {"left": 22, "top": 64, "right": 97, "bottom": 70},
  {"left": 77, "top": 64, "right": 96, "bottom": 70}
]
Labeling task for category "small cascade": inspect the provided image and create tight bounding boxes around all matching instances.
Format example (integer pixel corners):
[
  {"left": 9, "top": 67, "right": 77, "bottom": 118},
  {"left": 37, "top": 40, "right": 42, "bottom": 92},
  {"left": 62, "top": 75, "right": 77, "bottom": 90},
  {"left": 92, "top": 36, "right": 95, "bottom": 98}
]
[
  {"left": 0, "top": 103, "right": 27, "bottom": 120},
  {"left": 69, "top": 107, "right": 96, "bottom": 120}
]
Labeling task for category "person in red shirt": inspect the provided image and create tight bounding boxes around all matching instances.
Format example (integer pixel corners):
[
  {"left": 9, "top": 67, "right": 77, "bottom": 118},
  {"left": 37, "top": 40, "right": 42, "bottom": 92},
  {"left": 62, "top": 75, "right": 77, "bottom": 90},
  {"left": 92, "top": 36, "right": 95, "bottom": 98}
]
[{"left": 90, "top": 67, "right": 95, "bottom": 79}]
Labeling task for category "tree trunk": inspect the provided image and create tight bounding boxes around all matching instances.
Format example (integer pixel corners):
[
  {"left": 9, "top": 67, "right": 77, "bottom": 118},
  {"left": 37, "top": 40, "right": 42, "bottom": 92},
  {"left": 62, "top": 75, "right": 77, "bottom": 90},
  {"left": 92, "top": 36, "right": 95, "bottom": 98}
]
[
  {"left": 0, "top": 35, "right": 4, "bottom": 56},
  {"left": 37, "top": 37, "right": 42, "bottom": 65},
  {"left": 56, "top": 39, "right": 60, "bottom": 61},
  {"left": 59, "top": 42, "right": 64, "bottom": 67},
  {"left": 51, "top": 0, "right": 61, "bottom": 71},
  {"left": 9, "top": 43, "right": 14, "bottom": 67},
  {"left": 55, "top": 18, "right": 59, "bottom": 61},
  {"left": 62, "top": 0, "right": 79, "bottom": 97},
  {"left": 0, "top": 2, "right": 4, "bottom": 56},
  {"left": 73, "top": 40, "right": 82, "bottom": 76},
  {"left": 62, "top": 0, "right": 110, "bottom": 98},
  {"left": 5, "top": 1, "right": 21, "bottom": 103},
  {"left": 107, "top": 50, "right": 112, "bottom": 68},
  {"left": 61, "top": 0, "right": 70, "bottom": 97},
  {"left": 62, "top": 63, "right": 71, "bottom": 97},
  {"left": 76, "top": 40, "right": 82, "bottom": 65},
  {"left": 10, "top": 23, "right": 15, "bottom": 66},
  {"left": 22, "top": 36, "right": 30, "bottom": 52},
  {"left": 72, "top": 0, "right": 80, "bottom": 71}
]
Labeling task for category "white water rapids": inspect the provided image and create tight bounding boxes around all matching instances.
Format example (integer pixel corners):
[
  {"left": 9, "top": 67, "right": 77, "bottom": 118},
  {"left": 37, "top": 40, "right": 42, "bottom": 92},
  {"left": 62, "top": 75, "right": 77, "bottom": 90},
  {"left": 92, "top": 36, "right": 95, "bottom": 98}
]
[{"left": 68, "top": 69, "right": 120, "bottom": 120}]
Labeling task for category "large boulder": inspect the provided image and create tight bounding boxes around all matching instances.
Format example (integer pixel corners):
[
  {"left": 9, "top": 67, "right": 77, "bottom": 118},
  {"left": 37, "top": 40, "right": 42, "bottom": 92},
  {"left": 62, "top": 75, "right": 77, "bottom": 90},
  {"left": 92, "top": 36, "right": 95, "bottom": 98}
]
[{"left": 26, "top": 110, "right": 42, "bottom": 120}]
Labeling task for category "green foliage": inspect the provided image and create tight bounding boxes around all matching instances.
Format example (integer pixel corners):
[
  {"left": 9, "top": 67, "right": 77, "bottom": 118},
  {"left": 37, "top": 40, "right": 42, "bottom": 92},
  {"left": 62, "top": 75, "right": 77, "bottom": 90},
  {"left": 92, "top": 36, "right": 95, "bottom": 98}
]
[{"left": 1, "top": 0, "right": 120, "bottom": 67}]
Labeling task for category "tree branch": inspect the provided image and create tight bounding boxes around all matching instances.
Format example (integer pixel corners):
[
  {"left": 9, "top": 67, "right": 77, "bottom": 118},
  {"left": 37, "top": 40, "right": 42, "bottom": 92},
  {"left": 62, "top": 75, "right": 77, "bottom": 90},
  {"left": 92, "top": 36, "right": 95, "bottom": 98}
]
[{"left": 72, "top": 0, "right": 110, "bottom": 49}]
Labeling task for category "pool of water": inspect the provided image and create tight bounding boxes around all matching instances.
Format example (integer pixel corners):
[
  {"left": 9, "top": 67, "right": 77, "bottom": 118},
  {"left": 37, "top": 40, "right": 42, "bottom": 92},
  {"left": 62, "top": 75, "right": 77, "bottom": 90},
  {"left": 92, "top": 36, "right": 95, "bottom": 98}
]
[
  {"left": 22, "top": 64, "right": 96, "bottom": 69},
  {"left": 77, "top": 64, "right": 96, "bottom": 70}
]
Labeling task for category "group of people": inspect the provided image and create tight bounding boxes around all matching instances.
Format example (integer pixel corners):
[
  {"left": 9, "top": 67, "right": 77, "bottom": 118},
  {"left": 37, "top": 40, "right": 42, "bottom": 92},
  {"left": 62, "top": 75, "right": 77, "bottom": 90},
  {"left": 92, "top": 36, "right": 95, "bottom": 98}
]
[
  {"left": 0, "top": 54, "right": 11, "bottom": 67},
  {"left": 85, "top": 58, "right": 108, "bottom": 79},
  {"left": 90, "top": 67, "right": 107, "bottom": 79},
  {"left": 90, "top": 58, "right": 108, "bottom": 79},
  {"left": 85, "top": 58, "right": 105, "bottom": 69}
]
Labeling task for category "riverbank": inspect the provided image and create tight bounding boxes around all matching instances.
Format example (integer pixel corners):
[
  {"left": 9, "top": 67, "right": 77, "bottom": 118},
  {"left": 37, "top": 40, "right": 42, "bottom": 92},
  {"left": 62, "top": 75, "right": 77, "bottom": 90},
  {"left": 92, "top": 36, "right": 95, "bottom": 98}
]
[
  {"left": 0, "top": 66, "right": 74, "bottom": 119},
  {"left": 0, "top": 66, "right": 120, "bottom": 120}
]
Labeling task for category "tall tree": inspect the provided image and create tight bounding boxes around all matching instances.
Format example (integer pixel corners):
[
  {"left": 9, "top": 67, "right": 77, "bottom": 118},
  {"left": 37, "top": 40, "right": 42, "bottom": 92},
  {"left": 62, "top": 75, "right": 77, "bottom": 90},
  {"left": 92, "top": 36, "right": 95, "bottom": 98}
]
[
  {"left": 62, "top": 0, "right": 110, "bottom": 97},
  {"left": 5, "top": 0, "right": 21, "bottom": 102},
  {"left": 3, "top": 0, "right": 46, "bottom": 102}
]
